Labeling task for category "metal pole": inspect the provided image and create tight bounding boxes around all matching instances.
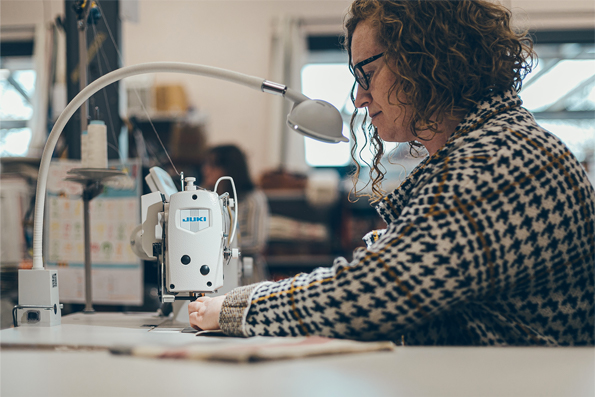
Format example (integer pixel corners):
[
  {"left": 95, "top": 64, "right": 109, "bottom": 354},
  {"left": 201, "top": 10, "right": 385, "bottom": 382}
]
[
  {"left": 78, "top": 20, "right": 88, "bottom": 133},
  {"left": 83, "top": 187, "right": 94, "bottom": 313},
  {"left": 79, "top": 7, "right": 92, "bottom": 313}
]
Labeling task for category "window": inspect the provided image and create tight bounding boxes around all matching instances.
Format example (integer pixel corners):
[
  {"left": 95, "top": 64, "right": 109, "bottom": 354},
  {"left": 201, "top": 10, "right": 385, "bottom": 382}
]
[
  {"left": 0, "top": 39, "right": 37, "bottom": 157},
  {"left": 522, "top": 34, "right": 595, "bottom": 173},
  {"left": 301, "top": 63, "right": 351, "bottom": 167}
]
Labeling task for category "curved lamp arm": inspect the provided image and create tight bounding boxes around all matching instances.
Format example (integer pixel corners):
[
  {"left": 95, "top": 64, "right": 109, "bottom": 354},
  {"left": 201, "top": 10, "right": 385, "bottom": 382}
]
[{"left": 32, "top": 62, "right": 347, "bottom": 269}]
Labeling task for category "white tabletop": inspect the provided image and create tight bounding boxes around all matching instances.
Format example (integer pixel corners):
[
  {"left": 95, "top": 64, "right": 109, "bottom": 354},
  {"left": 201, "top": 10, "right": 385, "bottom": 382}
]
[
  {"left": 1, "top": 312, "right": 199, "bottom": 348},
  {"left": 1, "top": 312, "right": 593, "bottom": 397}
]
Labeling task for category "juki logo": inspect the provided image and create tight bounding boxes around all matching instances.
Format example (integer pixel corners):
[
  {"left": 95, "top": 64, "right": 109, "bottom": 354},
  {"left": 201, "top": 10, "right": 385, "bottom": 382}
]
[
  {"left": 180, "top": 209, "right": 209, "bottom": 232},
  {"left": 183, "top": 216, "right": 207, "bottom": 222}
]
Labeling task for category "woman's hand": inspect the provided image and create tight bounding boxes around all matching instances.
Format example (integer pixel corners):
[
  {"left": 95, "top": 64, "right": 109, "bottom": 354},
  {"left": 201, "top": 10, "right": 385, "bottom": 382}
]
[{"left": 188, "top": 295, "right": 226, "bottom": 331}]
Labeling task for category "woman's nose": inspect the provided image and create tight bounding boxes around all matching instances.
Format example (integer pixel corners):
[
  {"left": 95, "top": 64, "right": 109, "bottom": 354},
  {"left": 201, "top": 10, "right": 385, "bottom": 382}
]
[{"left": 354, "top": 84, "right": 370, "bottom": 108}]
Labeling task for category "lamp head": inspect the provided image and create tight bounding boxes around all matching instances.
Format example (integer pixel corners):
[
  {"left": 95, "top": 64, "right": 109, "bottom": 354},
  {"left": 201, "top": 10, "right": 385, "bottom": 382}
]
[{"left": 286, "top": 99, "right": 348, "bottom": 143}]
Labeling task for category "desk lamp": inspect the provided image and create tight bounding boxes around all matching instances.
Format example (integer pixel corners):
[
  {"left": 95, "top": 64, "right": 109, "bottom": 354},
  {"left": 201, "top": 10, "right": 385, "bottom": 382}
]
[{"left": 15, "top": 62, "right": 347, "bottom": 326}]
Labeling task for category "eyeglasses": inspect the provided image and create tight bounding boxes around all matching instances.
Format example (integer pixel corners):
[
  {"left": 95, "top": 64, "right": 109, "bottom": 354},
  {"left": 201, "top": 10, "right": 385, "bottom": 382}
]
[{"left": 350, "top": 52, "right": 384, "bottom": 90}]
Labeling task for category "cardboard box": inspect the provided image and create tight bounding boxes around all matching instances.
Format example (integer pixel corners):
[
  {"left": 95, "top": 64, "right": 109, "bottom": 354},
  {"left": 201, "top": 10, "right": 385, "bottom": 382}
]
[{"left": 154, "top": 84, "right": 189, "bottom": 113}]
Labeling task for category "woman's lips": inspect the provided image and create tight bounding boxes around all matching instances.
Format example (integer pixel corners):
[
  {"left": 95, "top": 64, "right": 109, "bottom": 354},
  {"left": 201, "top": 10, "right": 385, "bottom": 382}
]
[{"left": 370, "top": 111, "right": 381, "bottom": 123}]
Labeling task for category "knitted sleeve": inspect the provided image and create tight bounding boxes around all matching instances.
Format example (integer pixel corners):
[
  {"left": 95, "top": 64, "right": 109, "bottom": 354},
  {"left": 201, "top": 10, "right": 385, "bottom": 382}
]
[{"left": 219, "top": 283, "right": 269, "bottom": 336}]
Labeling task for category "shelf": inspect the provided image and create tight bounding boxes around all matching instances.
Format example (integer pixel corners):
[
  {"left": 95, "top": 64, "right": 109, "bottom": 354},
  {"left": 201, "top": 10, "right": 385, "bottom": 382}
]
[{"left": 127, "top": 110, "right": 208, "bottom": 125}]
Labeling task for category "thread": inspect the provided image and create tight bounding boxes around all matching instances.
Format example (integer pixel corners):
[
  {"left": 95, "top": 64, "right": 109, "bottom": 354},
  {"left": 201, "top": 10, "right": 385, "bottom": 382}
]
[
  {"left": 85, "top": 120, "right": 108, "bottom": 169},
  {"left": 81, "top": 130, "right": 89, "bottom": 167}
]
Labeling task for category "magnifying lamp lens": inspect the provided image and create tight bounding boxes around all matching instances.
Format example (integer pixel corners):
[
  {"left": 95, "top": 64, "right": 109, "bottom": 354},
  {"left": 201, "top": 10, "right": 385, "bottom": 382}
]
[{"left": 286, "top": 100, "right": 348, "bottom": 143}]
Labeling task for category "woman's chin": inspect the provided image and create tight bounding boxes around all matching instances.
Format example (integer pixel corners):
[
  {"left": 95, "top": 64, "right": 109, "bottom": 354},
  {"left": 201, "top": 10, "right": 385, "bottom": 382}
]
[{"left": 378, "top": 131, "right": 407, "bottom": 143}]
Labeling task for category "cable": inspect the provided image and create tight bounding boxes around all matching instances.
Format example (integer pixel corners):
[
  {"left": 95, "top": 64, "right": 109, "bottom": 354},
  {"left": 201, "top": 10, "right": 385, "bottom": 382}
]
[{"left": 214, "top": 176, "right": 238, "bottom": 246}]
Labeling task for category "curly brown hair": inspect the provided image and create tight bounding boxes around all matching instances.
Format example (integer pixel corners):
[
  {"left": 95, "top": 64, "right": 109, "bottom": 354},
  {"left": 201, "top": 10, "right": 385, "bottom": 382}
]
[{"left": 344, "top": 0, "right": 536, "bottom": 203}]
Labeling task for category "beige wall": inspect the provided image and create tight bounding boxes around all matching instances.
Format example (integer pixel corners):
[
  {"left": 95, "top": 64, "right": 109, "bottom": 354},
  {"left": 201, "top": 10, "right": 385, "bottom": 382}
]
[
  {"left": 1, "top": 1, "right": 64, "bottom": 26},
  {"left": 509, "top": 1, "right": 595, "bottom": 30},
  {"left": 2, "top": 0, "right": 594, "bottom": 177}
]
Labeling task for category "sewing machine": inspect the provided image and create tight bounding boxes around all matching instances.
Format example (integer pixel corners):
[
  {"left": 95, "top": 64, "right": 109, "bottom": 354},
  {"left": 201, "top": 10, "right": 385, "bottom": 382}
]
[{"left": 130, "top": 167, "right": 241, "bottom": 303}]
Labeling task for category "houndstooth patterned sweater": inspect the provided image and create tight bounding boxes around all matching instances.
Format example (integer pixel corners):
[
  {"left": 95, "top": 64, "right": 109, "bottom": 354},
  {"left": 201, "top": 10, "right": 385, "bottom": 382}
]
[{"left": 219, "top": 89, "right": 595, "bottom": 345}]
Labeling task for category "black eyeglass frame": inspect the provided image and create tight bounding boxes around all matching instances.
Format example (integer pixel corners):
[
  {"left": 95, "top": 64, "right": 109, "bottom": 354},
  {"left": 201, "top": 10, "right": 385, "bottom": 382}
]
[{"left": 350, "top": 52, "right": 385, "bottom": 90}]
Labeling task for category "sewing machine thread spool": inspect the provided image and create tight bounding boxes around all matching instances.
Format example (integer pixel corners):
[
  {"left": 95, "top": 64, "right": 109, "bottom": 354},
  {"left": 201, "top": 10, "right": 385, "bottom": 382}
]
[
  {"left": 81, "top": 130, "right": 89, "bottom": 167},
  {"left": 85, "top": 120, "right": 108, "bottom": 169}
]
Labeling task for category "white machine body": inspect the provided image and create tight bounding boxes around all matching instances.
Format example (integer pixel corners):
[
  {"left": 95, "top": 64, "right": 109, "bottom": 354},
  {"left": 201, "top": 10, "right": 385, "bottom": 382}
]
[
  {"left": 130, "top": 167, "right": 239, "bottom": 302},
  {"left": 166, "top": 188, "right": 225, "bottom": 293}
]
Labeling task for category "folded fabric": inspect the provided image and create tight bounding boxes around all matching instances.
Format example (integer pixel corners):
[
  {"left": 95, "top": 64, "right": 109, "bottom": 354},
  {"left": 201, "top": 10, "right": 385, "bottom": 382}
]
[{"left": 111, "top": 336, "right": 395, "bottom": 363}]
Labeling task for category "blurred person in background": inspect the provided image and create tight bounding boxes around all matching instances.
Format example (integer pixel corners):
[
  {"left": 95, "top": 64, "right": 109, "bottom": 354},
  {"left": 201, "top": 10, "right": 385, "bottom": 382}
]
[{"left": 202, "top": 145, "right": 270, "bottom": 283}]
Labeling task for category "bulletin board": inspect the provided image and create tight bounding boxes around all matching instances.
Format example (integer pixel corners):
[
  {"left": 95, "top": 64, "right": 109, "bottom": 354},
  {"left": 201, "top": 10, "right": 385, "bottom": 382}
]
[{"left": 45, "top": 159, "right": 143, "bottom": 305}]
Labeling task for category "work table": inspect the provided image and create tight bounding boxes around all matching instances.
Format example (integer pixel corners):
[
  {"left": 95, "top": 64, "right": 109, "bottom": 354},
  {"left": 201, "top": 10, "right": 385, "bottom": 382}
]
[{"left": 1, "top": 312, "right": 593, "bottom": 397}]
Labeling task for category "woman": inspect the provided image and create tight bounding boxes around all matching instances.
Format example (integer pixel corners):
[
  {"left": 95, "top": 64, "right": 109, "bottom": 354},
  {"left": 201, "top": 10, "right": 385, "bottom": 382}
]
[
  {"left": 190, "top": 0, "right": 594, "bottom": 345},
  {"left": 202, "top": 145, "right": 270, "bottom": 283}
]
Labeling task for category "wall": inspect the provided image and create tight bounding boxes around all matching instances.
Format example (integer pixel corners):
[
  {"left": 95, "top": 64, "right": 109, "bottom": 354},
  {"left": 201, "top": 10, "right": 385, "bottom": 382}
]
[
  {"left": 508, "top": 1, "right": 595, "bottom": 30},
  {"left": 2, "top": 0, "right": 594, "bottom": 178},
  {"left": 1, "top": 1, "right": 64, "bottom": 26}
]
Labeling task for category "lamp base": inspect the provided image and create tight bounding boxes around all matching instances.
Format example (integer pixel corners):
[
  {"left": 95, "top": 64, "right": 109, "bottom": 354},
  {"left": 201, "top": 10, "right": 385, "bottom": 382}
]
[{"left": 15, "top": 269, "right": 61, "bottom": 327}]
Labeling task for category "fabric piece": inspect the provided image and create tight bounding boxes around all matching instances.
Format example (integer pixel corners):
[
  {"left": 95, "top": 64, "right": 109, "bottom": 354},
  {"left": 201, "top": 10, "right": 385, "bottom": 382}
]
[{"left": 124, "top": 336, "right": 395, "bottom": 362}]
